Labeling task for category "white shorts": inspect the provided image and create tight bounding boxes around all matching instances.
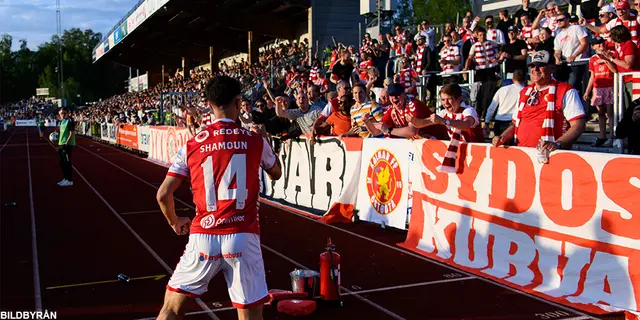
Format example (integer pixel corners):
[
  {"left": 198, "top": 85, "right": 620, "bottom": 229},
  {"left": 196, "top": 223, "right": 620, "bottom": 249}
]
[{"left": 167, "top": 233, "right": 269, "bottom": 309}]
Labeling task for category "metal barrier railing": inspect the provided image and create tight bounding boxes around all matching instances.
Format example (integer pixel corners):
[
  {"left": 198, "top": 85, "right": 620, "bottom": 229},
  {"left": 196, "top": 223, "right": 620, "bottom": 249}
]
[
  {"left": 612, "top": 71, "right": 639, "bottom": 153},
  {"left": 429, "top": 69, "right": 476, "bottom": 109}
]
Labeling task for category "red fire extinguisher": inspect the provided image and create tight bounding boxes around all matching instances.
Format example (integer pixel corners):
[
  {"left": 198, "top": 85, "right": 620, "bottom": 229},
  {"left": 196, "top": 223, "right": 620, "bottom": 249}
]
[{"left": 319, "top": 237, "right": 342, "bottom": 306}]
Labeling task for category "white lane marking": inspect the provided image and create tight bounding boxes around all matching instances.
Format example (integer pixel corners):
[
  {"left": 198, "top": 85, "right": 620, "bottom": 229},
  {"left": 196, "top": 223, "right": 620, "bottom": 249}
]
[
  {"left": 45, "top": 141, "right": 218, "bottom": 320},
  {"left": 0, "top": 128, "right": 17, "bottom": 152},
  {"left": 132, "top": 277, "right": 475, "bottom": 320},
  {"left": 262, "top": 245, "right": 406, "bottom": 320},
  {"left": 76, "top": 138, "right": 598, "bottom": 320},
  {"left": 77, "top": 143, "right": 406, "bottom": 320},
  {"left": 26, "top": 129, "right": 43, "bottom": 310}
]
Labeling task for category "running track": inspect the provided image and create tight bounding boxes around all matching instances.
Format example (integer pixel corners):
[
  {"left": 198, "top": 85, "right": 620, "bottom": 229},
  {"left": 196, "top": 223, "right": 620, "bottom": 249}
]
[{"left": 0, "top": 127, "right": 623, "bottom": 319}]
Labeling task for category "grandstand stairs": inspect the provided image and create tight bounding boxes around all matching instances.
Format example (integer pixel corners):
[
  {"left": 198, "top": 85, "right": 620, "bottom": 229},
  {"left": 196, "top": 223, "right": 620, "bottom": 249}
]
[{"left": 573, "top": 121, "right": 620, "bottom": 153}]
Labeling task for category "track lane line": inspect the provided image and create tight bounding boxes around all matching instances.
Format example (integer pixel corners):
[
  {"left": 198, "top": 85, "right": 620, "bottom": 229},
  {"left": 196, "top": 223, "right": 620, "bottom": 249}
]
[
  {"left": 75, "top": 137, "right": 599, "bottom": 320},
  {"left": 0, "top": 127, "right": 17, "bottom": 152},
  {"left": 44, "top": 140, "right": 219, "bottom": 320},
  {"left": 26, "top": 128, "right": 43, "bottom": 311},
  {"left": 132, "top": 277, "right": 476, "bottom": 320},
  {"left": 75, "top": 142, "right": 408, "bottom": 320}
]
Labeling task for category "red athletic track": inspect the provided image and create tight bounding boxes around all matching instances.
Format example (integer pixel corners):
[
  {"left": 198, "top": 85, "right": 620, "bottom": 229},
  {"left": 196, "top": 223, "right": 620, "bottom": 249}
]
[{"left": 0, "top": 127, "right": 624, "bottom": 320}]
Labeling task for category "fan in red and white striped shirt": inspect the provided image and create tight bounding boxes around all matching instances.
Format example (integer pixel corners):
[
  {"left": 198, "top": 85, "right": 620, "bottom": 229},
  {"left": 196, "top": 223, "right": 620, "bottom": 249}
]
[
  {"left": 439, "top": 35, "right": 461, "bottom": 73},
  {"left": 465, "top": 27, "right": 500, "bottom": 71}
]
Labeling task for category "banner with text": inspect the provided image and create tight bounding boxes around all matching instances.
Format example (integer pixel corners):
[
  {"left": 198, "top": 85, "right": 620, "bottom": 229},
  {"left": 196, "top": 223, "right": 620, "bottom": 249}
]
[
  {"left": 148, "top": 126, "right": 190, "bottom": 165},
  {"left": 356, "top": 139, "right": 412, "bottom": 229},
  {"left": 260, "top": 137, "right": 362, "bottom": 221},
  {"left": 15, "top": 120, "right": 36, "bottom": 127},
  {"left": 100, "top": 123, "right": 116, "bottom": 144},
  {"left": 116, "top": 124, "right": 139, "bottom": 150},
  {"left": 400, "top": 140, "right": 640, "bottom": 317},
  {"left": 137, "top": 125, "right": 151, "bottom": 153}
]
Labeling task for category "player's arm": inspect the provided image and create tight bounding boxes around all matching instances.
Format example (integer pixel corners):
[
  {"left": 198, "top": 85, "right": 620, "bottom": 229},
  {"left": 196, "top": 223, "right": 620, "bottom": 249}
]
[
  {"left": 261, "top": 138, "right": 282, "bottom": 180},
  {"left": 157, "top": 175, "right": 190, "bottom": 235},
  {"left": 66, "top": 118, "right": 75, "bottom": 145},
  {"left": 157, "top": 146, "right": 191, "bottom": 235}
]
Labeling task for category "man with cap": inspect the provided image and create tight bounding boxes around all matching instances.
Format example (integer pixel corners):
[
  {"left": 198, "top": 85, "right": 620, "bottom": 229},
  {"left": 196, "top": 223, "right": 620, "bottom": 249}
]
[
  {"left": 492, "top": 50, "right": 586, "bottom": 150},
  {"left": 500, "top": 25, "right": 528, "bottom": 83},
  {"left": 582, "top": 0, "right": 640, "bottom": 45},
  {"left": 362, "top": 83, "right": 449, "bottom": 140}
]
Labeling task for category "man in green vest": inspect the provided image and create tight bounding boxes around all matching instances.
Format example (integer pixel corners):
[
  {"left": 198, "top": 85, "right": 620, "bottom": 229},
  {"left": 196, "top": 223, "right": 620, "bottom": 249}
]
[
  {"left": 37, "top": 114, "right": 46, "bottom": 140},
  {"left": 57, "top": 107, "right": 75, "bottom": 187}
]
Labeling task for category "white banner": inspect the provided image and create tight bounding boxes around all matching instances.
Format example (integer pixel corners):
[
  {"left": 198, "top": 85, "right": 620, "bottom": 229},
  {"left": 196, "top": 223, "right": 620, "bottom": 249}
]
[
  {"left": 137, "top": 125, "right": 151, "bottom": 153},
  {"left": 100, "top": 123, "right": 116, "bottom": 144},
  {"left": 400, "top": 140, "right": 640, "bottom": 317},
  {"left": 15, "top": 120, "right": 36, "bottom": 126},
  {"left": 356, "top": 139, "right": 412, "bottom": 229},
  {"left": 148, "top": 126, "right": 190, "bottom": 164},
  {"left": 260, "top": 138, "right": 362, "bottom": 219}
]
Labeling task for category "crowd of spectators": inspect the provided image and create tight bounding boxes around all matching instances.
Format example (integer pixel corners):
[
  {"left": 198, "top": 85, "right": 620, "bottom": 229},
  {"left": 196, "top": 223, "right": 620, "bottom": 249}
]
[
  {"left": 4, "top": 0, "right": 640, "bottom": 154},
  {"left": 0, "top": 98, "right": 57, "bottom": 125}
]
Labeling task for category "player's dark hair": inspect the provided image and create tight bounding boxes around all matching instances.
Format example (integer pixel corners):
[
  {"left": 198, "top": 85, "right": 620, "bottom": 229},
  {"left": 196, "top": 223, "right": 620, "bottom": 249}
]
[{"left": 204, "top": 76, "right": 242, "bottom": 108}]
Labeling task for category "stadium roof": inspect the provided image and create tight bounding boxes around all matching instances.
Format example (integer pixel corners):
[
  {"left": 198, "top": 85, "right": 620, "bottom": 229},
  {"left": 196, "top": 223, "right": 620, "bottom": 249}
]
[{"left": 93, "top": 0, "right": 310, "bottom": 71}]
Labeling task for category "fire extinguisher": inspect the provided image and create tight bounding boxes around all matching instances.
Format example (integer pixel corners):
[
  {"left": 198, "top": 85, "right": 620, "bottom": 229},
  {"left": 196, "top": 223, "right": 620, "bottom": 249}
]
[{"left": 319, "top": 237, "right": 342, "bottom": 306}]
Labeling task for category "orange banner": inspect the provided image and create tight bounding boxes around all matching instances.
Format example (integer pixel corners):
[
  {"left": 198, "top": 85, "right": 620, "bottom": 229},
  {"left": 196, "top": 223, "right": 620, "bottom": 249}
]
[{"left": 116, "top": 124, "right": 138, "bottom": 150}]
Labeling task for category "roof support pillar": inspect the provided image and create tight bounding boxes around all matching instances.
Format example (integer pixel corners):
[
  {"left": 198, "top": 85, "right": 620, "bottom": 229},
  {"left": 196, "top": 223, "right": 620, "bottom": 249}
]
[{"left": 248, "top": 31, "right": 259, "bottom": 64}]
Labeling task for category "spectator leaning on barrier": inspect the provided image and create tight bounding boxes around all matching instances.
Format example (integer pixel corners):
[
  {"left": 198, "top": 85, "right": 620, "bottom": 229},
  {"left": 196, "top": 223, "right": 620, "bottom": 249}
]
[
  {"left": 584, "top": 36, "right": 616, "bottom": 147},
  {"left": 493, "top": 50, "right": 586, "bottom": 150},
  {"left": 409, "top": 83, "right": 484, "bottom": 173},
  {"left": 485, "top": 70, "right": 526, "bottom": 136},
  {"left": 313, "top": 93, "right": 354, "bottom": 139},
  {"left": 363, "top": 83, "right": 448, "bottom": 140},
  {"left": 347, "top": 83, "right": 385, "bottom": 138},
  {"left": 274, "top": 88, "right": 322, "bottom": 136}
]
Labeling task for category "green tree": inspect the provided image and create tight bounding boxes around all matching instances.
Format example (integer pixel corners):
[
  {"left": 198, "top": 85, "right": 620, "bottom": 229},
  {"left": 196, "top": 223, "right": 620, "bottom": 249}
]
[
  {"left": 395, "top": 0, "right": 471, "bottom": 27},
  {"left": 0, "top": 28, "right": 128, "bottom": 106}
]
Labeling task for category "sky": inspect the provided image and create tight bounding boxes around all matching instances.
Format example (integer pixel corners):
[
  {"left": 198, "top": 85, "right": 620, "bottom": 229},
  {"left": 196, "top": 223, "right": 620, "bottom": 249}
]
[{"left": 1, "top": 0, "right": 140, "bottom": 51}]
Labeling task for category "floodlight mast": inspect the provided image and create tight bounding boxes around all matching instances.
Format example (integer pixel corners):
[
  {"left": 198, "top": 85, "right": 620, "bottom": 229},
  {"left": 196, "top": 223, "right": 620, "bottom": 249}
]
[{"left": 57, "top": 0, "right": 64, "bottom": 106}]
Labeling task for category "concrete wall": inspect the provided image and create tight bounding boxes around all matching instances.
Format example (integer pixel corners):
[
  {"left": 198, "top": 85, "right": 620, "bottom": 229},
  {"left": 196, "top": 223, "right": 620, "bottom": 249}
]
[{"left": 311, "top": 0, "right": 363, "bottom": 54}]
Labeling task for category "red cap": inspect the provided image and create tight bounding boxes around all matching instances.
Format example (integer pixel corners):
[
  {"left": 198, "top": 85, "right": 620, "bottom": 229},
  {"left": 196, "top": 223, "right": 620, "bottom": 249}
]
[{"left": 616, "top": 1, "right": 630, "bottom": 9}]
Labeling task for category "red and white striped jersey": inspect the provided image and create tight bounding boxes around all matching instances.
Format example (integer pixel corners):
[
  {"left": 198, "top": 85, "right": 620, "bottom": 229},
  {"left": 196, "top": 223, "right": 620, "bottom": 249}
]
[
  {"left": 201, "top": 112, "right": 213, "bottom": 127},
  {"left": 486, "top": 28, "right": 505, "bottom": 44},
  {"left": 167, "top": 119, "right": 277, "bottom": 236},
  {"left": 521, "top": 24, "right": 539, "bottom": 50},
  {"left": 416, "top": 45, "right": 426, "bottom": 73},
  {"left": 469, "top": 41, "right": 500, "bottom": 70},
  {"left": 398, "top": 68, "right": 418, "bottom": 95},
  {"left": 606, "top": 15, "right": 640, "bottom": 44},
  {"left": 541, "top": 16, "right": 559, "bottom": 32},
  {"left": 439, "top": 45, "right": 461, "bottom": 73},
  {"left": 309, "top": 66, "right": 318, "bottom": 82},
  {"left": 359, "top": 60, "right": 373, "bottom": 82}
]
